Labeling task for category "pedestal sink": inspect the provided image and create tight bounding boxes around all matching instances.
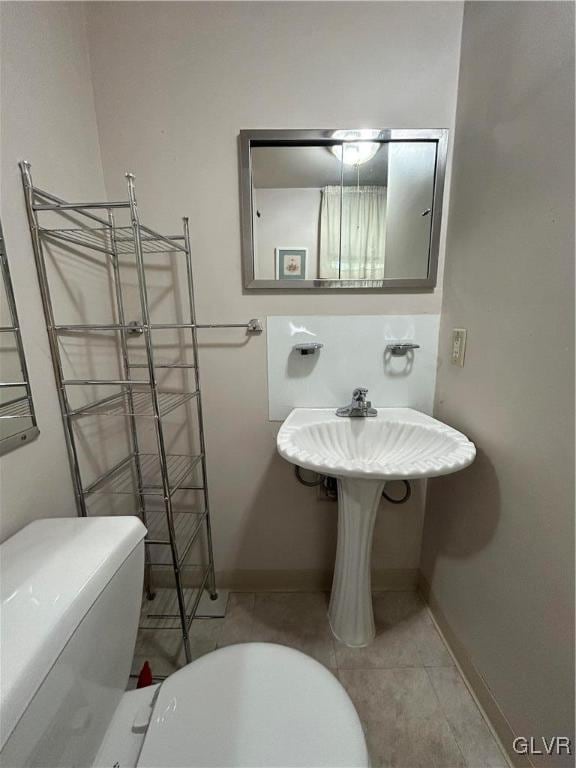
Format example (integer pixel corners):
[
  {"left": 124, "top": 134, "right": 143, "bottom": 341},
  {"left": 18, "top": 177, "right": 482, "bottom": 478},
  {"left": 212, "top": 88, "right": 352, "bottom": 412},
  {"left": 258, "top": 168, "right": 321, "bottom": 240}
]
[{"left": 277, "top": 408, "right": 476, "bottom": 647}]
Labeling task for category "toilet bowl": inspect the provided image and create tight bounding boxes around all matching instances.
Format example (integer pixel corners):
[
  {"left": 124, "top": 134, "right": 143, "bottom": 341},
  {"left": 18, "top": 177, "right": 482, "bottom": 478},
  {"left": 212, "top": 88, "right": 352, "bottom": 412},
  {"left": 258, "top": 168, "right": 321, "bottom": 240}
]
[{"left": 0, "top": 517, "right": 369, "bottom": 768}]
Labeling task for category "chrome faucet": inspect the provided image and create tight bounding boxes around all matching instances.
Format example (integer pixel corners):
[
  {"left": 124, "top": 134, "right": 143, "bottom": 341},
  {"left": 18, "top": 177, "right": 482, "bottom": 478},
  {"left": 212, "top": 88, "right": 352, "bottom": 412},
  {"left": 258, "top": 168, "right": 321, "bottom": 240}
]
[{"left": 336, "top": 387, "right": 377, "bottom": 418}]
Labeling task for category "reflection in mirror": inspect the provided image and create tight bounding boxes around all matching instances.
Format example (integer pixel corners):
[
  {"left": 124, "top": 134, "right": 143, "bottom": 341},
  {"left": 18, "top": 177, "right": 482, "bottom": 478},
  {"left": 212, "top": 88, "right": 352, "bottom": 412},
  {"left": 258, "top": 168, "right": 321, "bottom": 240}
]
[
  {"left": 0, "top": 222, "right": 39, "bottom": 455},
  {"left": 252, "top": 146, "right": 341, "bottom": 281},
  {"left": 331, "top": 143, "right": 389, "bottom": 280},
  {"left": 242, "top": 130, "right": 447, "bottom": 289}
]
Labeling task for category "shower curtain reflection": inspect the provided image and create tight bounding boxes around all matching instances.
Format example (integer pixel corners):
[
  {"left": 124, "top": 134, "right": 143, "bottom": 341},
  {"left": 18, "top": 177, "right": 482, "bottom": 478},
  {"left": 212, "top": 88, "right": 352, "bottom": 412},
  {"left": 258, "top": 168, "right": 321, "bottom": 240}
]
[{"left": 319, "top": 185, "right": 387, "bottom": 279}]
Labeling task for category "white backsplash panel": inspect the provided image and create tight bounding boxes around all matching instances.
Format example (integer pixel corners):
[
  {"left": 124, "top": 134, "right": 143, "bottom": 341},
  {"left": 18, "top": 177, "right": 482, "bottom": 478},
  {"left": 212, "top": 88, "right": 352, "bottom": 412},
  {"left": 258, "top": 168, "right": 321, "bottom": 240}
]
[{"left": 267, "top": 315, "right": 440, "bottom": 420}]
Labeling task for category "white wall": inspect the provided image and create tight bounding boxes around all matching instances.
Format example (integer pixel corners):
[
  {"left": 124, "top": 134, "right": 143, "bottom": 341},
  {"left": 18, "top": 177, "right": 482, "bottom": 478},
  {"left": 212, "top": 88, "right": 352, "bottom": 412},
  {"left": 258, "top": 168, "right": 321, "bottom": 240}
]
[
  {"left": 85, "top": 1, "right": 463, "bottom": 579},
  {"left": 421, "top": 2, "right": 574, "bottom": 762},
  {"left": 0, "top": 2, "right": 108, "bottom": 541}
]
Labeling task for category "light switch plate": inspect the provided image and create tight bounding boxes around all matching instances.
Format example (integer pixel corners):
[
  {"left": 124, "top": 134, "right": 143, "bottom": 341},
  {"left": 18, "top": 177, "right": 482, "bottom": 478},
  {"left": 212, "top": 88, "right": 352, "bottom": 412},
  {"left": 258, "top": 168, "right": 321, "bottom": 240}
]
[{"left": 451, "top": 328, "right": 467, "bottom": 367}]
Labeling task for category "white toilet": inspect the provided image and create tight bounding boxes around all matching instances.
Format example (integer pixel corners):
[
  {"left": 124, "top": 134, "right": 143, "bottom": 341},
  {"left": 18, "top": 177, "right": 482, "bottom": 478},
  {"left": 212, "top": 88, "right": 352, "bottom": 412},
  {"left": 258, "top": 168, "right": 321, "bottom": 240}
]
[{"left": 0, "top": 517, "right": 369, "bottom": 767}]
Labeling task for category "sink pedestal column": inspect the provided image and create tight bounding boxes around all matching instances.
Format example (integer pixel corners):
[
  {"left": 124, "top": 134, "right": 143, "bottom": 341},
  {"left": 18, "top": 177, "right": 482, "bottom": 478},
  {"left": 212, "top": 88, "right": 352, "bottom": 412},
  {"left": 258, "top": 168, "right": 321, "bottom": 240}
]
[{"left": 329, "top": 477, "right": 385, "bottom": 646}]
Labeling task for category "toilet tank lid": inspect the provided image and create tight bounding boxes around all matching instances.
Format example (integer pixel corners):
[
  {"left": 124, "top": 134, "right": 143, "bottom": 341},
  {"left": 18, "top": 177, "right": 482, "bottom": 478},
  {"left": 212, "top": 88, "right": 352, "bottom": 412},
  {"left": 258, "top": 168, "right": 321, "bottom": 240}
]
[{"left": 0, "top": 516, "right": 146, "bottom": 751}]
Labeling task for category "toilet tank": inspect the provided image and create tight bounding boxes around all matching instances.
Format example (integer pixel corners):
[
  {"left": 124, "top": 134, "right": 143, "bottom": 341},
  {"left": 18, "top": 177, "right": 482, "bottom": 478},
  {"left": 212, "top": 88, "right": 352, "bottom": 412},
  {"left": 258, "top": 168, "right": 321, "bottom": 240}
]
[{"left": 0, "top": 516, "right": 146, "bottom": 767}]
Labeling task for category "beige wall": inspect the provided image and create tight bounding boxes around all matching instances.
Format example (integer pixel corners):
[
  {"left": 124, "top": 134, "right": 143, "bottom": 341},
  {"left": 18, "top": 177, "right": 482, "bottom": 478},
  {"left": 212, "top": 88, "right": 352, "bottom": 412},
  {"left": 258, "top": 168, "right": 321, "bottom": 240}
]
[
  {"left": 0, "top": 2, "right": 108, "bottom": 541},
  {"left": 421, "top": 2, "right": 574, "bottom": 761},
  {"left": 86, "top": 1, "right": 463, "bottom": 578},
  {"left": 254, "top": 188, "right": 321, "bottom": 280}
]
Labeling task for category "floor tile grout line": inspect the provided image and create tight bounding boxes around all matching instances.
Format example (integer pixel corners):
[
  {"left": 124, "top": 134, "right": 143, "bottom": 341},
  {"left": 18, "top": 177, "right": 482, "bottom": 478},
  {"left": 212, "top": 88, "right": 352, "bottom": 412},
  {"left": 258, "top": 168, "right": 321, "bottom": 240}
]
[
  {"left": 424, "top": 664, "right": 470, "bottom": 768},
  {"left": 422, "top": 602, "right": 514, "bottom": 768}
]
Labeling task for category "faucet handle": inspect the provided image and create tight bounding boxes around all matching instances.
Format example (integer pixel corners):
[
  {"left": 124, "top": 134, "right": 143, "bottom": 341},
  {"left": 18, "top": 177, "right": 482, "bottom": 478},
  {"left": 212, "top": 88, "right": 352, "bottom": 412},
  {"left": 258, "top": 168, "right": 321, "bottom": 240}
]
[
  {"left": 336, "top": 387, "right": 376, "bottom": 417},
  {"left": 353, "top": 387, "right": 368, "bottom": 400}
]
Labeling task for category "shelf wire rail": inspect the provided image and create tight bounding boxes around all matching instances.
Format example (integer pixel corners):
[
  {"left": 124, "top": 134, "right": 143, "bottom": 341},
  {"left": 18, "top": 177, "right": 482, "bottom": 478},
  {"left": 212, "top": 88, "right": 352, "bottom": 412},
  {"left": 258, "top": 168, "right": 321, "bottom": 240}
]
[
  {"left": 19, "top": 161, "right": 262, "bottom": 663},
  {"left": 0, "top": 224, "right": 39, "bottom": 455}
]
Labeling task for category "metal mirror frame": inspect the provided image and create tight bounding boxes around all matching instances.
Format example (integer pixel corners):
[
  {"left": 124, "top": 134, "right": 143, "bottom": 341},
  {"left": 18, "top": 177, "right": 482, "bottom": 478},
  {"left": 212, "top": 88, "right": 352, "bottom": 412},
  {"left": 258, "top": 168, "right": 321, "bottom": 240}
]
[
  {"left": 0, "top": 221, "right": 39, "bottom": 456},
  {"left": 239, "top": 128, "right": 448, "bottom": 290}
]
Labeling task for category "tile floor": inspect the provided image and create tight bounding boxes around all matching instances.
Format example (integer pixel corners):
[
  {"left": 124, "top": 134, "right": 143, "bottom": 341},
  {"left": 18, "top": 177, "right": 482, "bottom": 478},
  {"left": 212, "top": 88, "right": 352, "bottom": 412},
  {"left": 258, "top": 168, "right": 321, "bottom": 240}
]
[{"left": 131, "top": 591, "right": 507, "bottom": 768}]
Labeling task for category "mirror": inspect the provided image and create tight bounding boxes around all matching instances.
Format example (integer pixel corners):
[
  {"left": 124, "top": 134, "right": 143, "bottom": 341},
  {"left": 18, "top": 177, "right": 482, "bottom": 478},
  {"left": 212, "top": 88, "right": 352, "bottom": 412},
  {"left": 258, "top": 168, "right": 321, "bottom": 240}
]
[
  {"left": 0, "top": 221, "right": 39, "bottom": 455},
  {"left": 240, "top": 129, "right": 447, "bottom": 290}
]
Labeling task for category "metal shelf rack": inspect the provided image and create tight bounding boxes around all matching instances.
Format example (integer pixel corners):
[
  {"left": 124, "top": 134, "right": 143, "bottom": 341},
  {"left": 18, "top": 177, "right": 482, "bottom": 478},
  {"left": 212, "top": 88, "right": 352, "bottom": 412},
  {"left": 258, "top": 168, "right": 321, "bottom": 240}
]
[
  {"left": 0, "top": 222, "right": 39, "bottom": 456},
  {"left": 19, "top": 161, "right": 262, "bottom": 664}
]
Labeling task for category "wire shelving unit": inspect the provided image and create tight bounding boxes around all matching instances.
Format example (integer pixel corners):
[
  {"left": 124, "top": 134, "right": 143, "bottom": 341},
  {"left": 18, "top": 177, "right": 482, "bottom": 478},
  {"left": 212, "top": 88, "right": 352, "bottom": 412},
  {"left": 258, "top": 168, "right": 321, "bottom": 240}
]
[
  {"left": 19, "top": 161, "right": 262, "bottom": 663},
  {"left": 0, "top": 222, "right": 39, "bottom": 455}
]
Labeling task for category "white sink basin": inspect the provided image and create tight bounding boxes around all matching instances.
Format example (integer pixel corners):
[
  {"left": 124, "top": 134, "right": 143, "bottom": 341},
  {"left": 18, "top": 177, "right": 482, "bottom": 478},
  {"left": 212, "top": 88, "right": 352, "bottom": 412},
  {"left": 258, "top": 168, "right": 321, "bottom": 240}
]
[
  {"left": 277, "top": 408, "right": 475, "bottom": 647},
  {"left": 277, "top": 408, "right": 476, "bottom": 480},
  {"left": 277, "top": 408, "right": 475, "bottom": 480}
]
